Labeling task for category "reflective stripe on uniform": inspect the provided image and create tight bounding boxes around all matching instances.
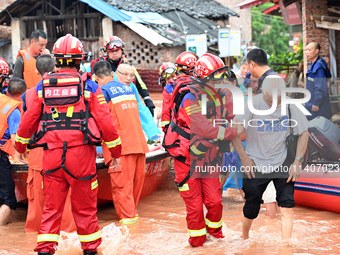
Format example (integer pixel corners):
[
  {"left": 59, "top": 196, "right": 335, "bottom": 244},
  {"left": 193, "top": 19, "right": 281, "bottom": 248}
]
[
  {"left": 188, "top": 227, "right": 207, "bottom": 237},
  {"left": 105, "top": 137, "right": 121, "bottom": 148},
  {"left": 217, "top": 126, "right": 225, "bottom": 140},
  {"left": 84, "top": 91, "right": 91, "bottom": 98},
  {"left": 91, "top": 179, "right": 98, "bottom": 190},
  {"left": 120, "top": 216, "right": 138, "bottom": 224},
  {"left": 110, "top": 94, "right": 136, "bottom": 105},
  {"left": 185, "top": 106, "right": 191, "bottom": 115},
  {"left": 1, "top": 104, "right": 12, "bottom": 115},
  {"left": 134, "top": 67, "right": 147, "bottom": 90},
  {"left": 97, "top": 95, "right": 106, "bottom": 103},
  {"left": 78, "top": 230, "right": 101, "bottom": 242},
  {"left": 43, "top": 78, "right": 79, "bottom": 84},
  {"left": 24, "top": 53, "right": 31, "bottom": 61},
  {"left": 178, "top": 183, "right": 189, "bottom": 191},
  {"left": 190, "top": 105, "right": 201, "bottom": 115},
  {"left": 161, "top": 120, "right": 170, "bottom": 127},
  {"left": 37, "top": 233, "right": 59, "bottom": 243},
  {"left": 66, "top": 106, "right": 74, "bottom": 118},
  {"left": 15, "top": 134, "right": 30, "bottom": 144},
  {"left": 205, "top": 218, "right": 222, "bottom": 228},
  {"left": 190, "top": 145, "right": 205, "bottom": 156},
  {"left": 38, "top": 90, "right": 42, "bottom": 98}
]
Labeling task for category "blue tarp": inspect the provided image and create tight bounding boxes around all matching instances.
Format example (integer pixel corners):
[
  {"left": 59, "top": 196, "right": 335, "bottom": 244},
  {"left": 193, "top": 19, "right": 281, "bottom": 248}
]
[
  {"left": 79, "top": 0, "right": 131, "bottom": 22},
  {"left": 121, "top": 10, "right": 172, "bottom": 24}
]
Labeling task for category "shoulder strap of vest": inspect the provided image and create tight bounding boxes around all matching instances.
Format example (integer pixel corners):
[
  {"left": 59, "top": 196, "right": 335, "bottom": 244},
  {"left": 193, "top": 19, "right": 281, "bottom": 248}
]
[
  {"left": 17, "top": 49, "right": 27, "bottom": 59},
  {"left": 81, "top": 72, "right": 92, "bottom": 84}
]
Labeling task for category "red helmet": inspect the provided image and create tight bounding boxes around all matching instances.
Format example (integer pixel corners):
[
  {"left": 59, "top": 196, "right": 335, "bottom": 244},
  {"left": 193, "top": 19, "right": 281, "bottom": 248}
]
[
  {"left": 104, "top": 36, "right": 125, "bottom": 52},
  {"left": 175, "top": 51, "right": 197, "bottom": 71},
  {"left": 194, "top": 53, "right": 229, "bottom": 81},
  {"left": 159, "top": 62, "right": 177, "bottom": 78},
  {"left": 0, "top": 58, "right": 10, "bottom": 77},
  {"left": 52, "top": 34, "right": 85, "bottom": 59}
]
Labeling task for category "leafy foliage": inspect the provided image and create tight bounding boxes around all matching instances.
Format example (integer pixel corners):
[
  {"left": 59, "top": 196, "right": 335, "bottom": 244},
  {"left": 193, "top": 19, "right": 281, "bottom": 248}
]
[
  {"left": 251, "top": 3, "right": 303, "bottom": 73},
  {"left": 251, "top": 3, "right": 290, "bottom": 56},
  {"left": 268, "top": 41, "right": 303, "bottom": 72}
]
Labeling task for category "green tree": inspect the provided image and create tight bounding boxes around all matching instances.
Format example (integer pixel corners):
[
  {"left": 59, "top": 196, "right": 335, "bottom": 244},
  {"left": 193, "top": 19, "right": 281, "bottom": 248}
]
[{"left": 251, "top": 3, "right": 290, "bottom": 56}]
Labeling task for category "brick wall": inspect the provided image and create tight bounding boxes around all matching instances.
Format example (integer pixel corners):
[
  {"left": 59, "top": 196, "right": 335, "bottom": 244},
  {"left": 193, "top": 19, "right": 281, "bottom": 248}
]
[
  {"left": 336, "top": 31, "right": 340, "bottom": 77},
  {"left": 100, "top": 23, "right": 186, "bottom": 92},
  {"left": 111, "top": 23, "right": 185, "bottom": 70},
  {"left": 302, "top": 0, "right": 330, "bottom": 74},
  {"left": 0, "top": 0, "right": 15, "bottom": 41},
  {"left": 0, "top": 25, "right": 11, "bottom": 40}
]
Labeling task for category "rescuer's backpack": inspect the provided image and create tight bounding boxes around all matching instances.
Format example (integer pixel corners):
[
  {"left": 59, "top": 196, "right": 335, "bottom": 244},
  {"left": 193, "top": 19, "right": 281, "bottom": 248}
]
[
  {"left": 30, "top": 72, "right": 102, "bottom": 150},
  {"left": 28, "top": 72, "right": 103, "bottom": 180}
]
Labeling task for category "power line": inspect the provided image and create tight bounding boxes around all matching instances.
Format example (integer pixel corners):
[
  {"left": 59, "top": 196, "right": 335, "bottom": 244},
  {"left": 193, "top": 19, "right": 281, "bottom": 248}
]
[{"left": 251, "top": 11, "right": 287, "bottom": 25}]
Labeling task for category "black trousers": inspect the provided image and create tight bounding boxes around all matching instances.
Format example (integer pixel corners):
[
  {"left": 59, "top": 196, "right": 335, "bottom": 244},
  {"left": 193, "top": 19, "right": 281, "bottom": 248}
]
[
  {"left": 0, "top": 152, "right": 16, "bottom": 210},
  {"left": 242, "top": 157, "right": 295, "bottom": 219}
]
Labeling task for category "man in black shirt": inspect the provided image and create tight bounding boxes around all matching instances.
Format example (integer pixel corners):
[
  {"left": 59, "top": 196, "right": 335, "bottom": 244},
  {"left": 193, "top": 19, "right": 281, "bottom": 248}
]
[{"left": 246, "top": 48, "right": 277, "bottom": 94}]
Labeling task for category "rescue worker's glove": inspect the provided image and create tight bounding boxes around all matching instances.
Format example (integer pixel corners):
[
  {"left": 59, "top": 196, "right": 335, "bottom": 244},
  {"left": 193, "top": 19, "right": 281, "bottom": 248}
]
[
  {"left": 217, "top": 139, "right": 231, "bottom": 153},
  {"left": 145, "top": 99, "right": 155, "bottom": 117},
  {"left": 244, "top": 72, "right": 251, "bottom": 88}
]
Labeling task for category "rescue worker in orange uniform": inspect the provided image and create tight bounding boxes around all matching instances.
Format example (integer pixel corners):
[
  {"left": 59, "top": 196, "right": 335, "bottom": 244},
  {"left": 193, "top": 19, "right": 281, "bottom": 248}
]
[
  {"left": 160, "top": 52, "right": 198, "bottom": 132},
  {"left": 93, "top": 61, "right": 149, "bottom": 224},
  {"left": 15, "top": 34, "right": 122, "bottom": 255},
  {"left": 91, "top": 36, "right": 155, "bottom": 116},
  {"left": 13, "top": 29, "right": 49, "bottom": 89},
  {"left": 22, "top": 54, "right": 76, "bottom": 233},
  {"left": 163, "top": 53, "right": 242, "bottom": 247},
  {"left": 0, "top": 78, "right": 26, "bottom": 225}
]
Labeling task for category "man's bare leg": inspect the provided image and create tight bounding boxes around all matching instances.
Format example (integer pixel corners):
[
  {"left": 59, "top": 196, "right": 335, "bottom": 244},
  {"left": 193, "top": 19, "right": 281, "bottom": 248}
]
[
  {"left": 264, "top": 202, "right": 279, "bottom": 218},
  {"left": 280, "top": 207, "right": 293, "bottom": 242},
  {"left": 0, "top": 204, "right": 11, "bottom": 225},
  {"left": 241, "top": 216, "right": 253, "bottom": 239}
]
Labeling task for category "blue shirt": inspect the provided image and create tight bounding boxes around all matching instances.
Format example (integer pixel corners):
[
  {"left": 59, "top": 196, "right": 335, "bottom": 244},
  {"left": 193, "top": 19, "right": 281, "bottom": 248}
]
[{"left": 1, "top": 108, "right": 21, "bottom": 146}]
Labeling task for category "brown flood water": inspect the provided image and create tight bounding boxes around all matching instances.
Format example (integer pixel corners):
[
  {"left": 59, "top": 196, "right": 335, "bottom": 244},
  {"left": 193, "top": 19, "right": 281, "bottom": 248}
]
[{"left": 1, "top": 171, "right": 340, "bottom": 255}]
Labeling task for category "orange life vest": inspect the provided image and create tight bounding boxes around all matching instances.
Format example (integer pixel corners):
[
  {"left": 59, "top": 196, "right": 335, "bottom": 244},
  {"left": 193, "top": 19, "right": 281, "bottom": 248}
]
[
  {"left": 0, "top": 94, "right": 21, "bottom": 156},
  {"left": 17, "top": 49, "right": 42, "bottom": 89}
]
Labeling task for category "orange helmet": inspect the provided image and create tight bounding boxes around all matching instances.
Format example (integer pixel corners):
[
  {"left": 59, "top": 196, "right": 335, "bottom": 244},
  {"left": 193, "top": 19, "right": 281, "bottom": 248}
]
[
  {"left": 52, "top": 34, "right": 84, "bottom": 59},
  {"left": 175, "top": 51, "right": 197, "bottom": 72},
  {"left": 159, "top": 62, "right": 177, "bottom": 79},
  {"left": 194, "top": 53, "right": 231, "bottom": 82},
  {"left": 0, "top": 58, "right": 10, "bottom": 77},
  {"left": 104, "top": 36, "right": 125, "bottom": 52}
]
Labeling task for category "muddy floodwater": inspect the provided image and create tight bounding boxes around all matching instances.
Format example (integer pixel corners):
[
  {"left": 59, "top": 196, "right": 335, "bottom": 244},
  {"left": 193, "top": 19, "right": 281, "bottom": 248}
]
[{"left": 1, "top": 171, "right": 340, "bottom": 255}]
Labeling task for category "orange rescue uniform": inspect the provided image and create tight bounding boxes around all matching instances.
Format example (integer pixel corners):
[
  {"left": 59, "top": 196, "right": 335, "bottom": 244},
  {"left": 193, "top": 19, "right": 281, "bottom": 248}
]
[{"left": 101, "top": 78, "right": 149, "bottom": 224}]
